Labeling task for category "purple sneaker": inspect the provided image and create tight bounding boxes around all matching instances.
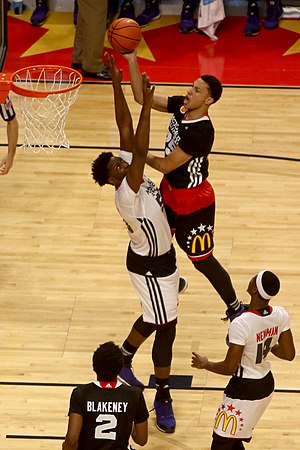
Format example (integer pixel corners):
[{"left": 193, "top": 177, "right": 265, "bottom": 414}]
[
  {"left": 30, "top": 0, "right": 48, "bottom": 26},
  {"left": 180, "top": 5, "right": 195, "bottom": 33},
  {"left": 154, "top": 398, "right": 176, "bottom": 433},
  {"left": 119, "top": 1, "right": 135, "bottom": 19},
  {"left": 118, "top": 363, "right": 145, "bottom": 390},
  {"left": 244, "top": 4, "right": 260, "bottom": 36},
  {"left": 264, "top": 0, "right": 283, "bottom": 29},
  {"left": 136, "top": 3, "right": 161, "bottom": 27}
]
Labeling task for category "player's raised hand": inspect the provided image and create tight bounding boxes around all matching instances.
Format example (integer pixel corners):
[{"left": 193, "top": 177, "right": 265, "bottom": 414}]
[
  {"left": 104, "top": 52, "right": 123, "bottom": 84},
  {"left": 141, "top": 72, "right": 155, "bottom": 108}
]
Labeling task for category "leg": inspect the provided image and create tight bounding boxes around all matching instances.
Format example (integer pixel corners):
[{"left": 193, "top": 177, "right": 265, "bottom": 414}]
[
  {"left": 119, "top": 315, "right": 155, "bottom": 389},
  {"left": 211, "top": 432, "right": 245, "bottom": 450},
  {"left": 264, "top": 0, "right": 283, "bottom": 29},
  {"left": 76, "top": 0, "right": 110, "bottom": 76},
  {"left": 119, "top": 0, "right": 135, "bottom": 19},
  {"left": 152, "top": 320, "right": 176, "bottom": 433}
]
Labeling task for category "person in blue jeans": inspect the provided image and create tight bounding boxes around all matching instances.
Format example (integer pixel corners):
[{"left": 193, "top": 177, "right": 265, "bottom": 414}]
[{"left": 119, "top": 0, "right": 198, "bottom": 33}]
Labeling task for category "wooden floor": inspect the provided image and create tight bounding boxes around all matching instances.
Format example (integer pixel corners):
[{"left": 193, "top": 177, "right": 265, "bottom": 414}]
[{"left": 0, "top": 83, "right": 299, "bottom": 450}]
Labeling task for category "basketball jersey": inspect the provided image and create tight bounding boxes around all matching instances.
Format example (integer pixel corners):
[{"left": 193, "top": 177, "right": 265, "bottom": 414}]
[
  {"left": 164, "top": 95, "right": 214, "bottom": 189},
  {"left": 0, "top": 96, "right": 15, "bottom": 122},
  {"left": 115, "top": 151, "right": 172, "bottom": 257},
  {"left": 68, "top": 381, "right": 149, "bottom": 450},
  {"left": 229, "top": 306, "right": 290, "bottom": 379}
]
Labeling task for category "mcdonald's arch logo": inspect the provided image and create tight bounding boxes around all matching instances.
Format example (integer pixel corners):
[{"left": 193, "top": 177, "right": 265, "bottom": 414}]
[
  {"left": 214, "top": 411, "right": 237, "bottom": 435},
  {"left": 191, "top": 233, "right": 211, "bottom": 254}
]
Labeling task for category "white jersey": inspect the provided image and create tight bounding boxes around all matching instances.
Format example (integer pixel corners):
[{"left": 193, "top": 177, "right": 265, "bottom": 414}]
[
  {"left": 115, "top": 151, "right": 172, "bottom": 257},
  {"left": 229, "top": 305, "right": 290, "bottom": 379}
]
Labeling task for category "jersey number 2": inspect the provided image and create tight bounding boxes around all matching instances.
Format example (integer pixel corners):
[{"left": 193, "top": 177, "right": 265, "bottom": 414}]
[{"left": 95, "top": 414, "right": 117, "bottom": 440}]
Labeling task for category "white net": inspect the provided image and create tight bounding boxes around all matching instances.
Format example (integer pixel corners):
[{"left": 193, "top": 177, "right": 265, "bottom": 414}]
[{"left": 12, "top": 66, "right": 82, "bottom": 153}]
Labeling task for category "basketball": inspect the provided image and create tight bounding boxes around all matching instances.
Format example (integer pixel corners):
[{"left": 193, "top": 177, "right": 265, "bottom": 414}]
[{"left": 108, "top": 18, "right": 142, "bottom": 54}]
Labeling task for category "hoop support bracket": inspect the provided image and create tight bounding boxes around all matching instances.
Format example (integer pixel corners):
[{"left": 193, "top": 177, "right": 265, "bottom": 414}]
[{"left": 0, "top": 73, "right": 13, "bottom": 103}]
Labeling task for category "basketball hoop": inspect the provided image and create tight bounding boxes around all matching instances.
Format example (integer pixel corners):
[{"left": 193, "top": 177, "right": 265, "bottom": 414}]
[{"left": 0, "top": 65, "right": 82, "bottom": 153}]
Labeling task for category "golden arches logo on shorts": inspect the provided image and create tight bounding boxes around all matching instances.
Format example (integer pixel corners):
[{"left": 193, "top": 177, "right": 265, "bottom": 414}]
[
  {"left": 191, "top": 233, "right": 211, "bottom": 254},
  {"left": 214, "top": 411, "right": 237, "bottom": 435}
]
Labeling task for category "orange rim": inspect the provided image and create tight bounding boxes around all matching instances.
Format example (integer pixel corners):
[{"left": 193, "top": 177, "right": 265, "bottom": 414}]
[{"left": 10, "top": 65, "right": 83, "bottom": 98}]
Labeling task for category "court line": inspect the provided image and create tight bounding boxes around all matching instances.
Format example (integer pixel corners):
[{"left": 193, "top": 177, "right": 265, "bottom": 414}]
[{"left": 0, "top": 381, "right": 299, "bottom": 393}]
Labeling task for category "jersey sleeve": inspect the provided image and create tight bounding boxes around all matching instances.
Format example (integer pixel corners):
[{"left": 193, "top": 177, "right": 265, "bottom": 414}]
[
  {"left": 68, "top": 387, "right": 84, "bottom": 416},
  {"left": 228, "top": 317, "right": 249, "bottom": 346},
  {"left": 167, "top": 95, "right": 185, "bottom": 113},
  {"left": 134, "top": 390, "right": 149, "bottom": 424},
  {"left": 0, "top": 97, "right": 16, "bottom": 122}
]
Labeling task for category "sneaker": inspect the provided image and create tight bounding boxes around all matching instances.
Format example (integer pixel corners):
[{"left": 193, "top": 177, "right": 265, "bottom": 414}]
[
  {"left": 180, "top": 5, "right": 195, "bottom": 33},
  {"left": 119, "top": 1, "right": 135, "bottom": 20},
  {"left": 264, "top": 0, "right": 283, "bottom": 29},
  {"left": 30, "top": 0, "right": 48, "bottom": 26},
  {"left": 154, "top": 398, "right": 176, "bottom": 433},
  {"left": 82, "top": 67, "right": 112, "bottom": 81},
  {"left": 244, "top": 4, "right": 260, "bottom": 36},
  {"left": 223, "top": 303, "right": 248, "bottom": 322},
  {"left": 136, "top": 3, "right": 161, "bottom": 27},
  {"left": 178, "top": 277, "right": 188, "bottom": 294},
  {"left": 118, "top": 363, "right": 145, "bottom": 390}
]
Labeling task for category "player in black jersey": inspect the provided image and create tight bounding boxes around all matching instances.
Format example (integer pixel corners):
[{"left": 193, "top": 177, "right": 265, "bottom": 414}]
[
  {"left": 62, "top": 341, "right": 148, "bottom": 450},
  {"left": 0, "top": 97, "right": 18, "bottom": 175},
  {"left": 123, "top": 50, "right": 244, "bottom": 322},
  {"left": 192, "top": 270, "right": 295, "bottom": 449}
]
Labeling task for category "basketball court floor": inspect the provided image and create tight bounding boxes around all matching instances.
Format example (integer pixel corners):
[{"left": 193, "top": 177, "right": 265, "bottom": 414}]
[{"left": 0, "top": 5, "right": 299, "bottom": 450}]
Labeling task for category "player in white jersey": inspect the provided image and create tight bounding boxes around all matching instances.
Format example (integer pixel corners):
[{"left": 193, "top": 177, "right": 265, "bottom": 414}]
[
  {"left": 92, "top": 55, "right": 179, "bottom": 433},
  {"left": 0, "top": 96, "right": 18, "bottom": 175},
  {"left": 191, "top": 270, "right": 295, "bottom": 450}
]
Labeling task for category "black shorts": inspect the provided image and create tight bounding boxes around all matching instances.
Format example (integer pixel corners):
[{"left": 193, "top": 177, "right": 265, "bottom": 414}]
[{"left": 164, "top": 202, "right": 215, "bottom": 262}]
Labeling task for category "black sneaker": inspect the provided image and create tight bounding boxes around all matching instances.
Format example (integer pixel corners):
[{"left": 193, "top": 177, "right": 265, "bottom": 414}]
[
  {"left": 30, "top": 0, "right": 48, "bottom": 26},
  {"left": 119, "top": 1, "right": 135, "bottom": 19},
  {"left": 244, "top": 3, "right": 260, "bottom": 36},
  {"left": 82, "top": 67, "right": 112, "bottom": 81},
  {"left": 180, "top": 4, "right": 195, "bottom": 33},
  {"left": 264, "top": 0, "right": 283, "bottom": 29},
  {"left": 178, "top": 277, "right": 188, "bottom": 294}
]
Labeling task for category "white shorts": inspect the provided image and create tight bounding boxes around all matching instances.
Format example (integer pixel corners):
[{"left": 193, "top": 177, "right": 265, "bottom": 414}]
[
  {"left": 129, "top": 269, "right": 179, "bottom": 325},
  {"left": 213, "top": 392, "right": 273, "bottom": 440}
]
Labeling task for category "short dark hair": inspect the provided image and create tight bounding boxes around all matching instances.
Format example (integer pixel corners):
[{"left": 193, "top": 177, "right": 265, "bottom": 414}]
[
  {"left": 92, "top": 341, "right": 124, "bottom": 381},
  {"left": 201, "top": 74, "right": 223, "bottom": 104},
  {"left": 258, "top": 271, "right": 280, "bottom": 298},
  {"left": 91, "top": 152, "right": 113, "bottom": 186}
]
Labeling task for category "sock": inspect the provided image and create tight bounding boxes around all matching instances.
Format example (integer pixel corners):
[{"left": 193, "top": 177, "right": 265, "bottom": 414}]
[
  {"left": 120, "top": 340, "right": 138, "bottom": 365},
  {"left": 155, "top": 377, "right": 171, "bottom": 401},
  {"left": 228, "top": 298, "right": 241, "bottom": 312}
]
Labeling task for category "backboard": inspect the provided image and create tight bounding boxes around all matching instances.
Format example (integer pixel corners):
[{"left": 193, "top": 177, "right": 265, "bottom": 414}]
[{"left": 0, "top": 0, "right": 8, "bottom": 72}]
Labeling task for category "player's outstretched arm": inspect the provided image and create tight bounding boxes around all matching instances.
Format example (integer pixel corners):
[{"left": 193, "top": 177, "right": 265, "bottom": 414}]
[
  {"left": 191, "top": 343, "right": 244, "bottom": 376},
  {"left": 122, "top": 50, "right": 168, "bottom": 112},
  {"left": 105, "top": 52, "right": 134, "bottom": 152},
  {"left": 126, "top": 73, "right": 154, "bottom": 194}
]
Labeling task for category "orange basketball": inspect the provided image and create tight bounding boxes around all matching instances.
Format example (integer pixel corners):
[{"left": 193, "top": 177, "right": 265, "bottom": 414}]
[{"left": 108, "top": 18, "right": 142, "bottom": 53}]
